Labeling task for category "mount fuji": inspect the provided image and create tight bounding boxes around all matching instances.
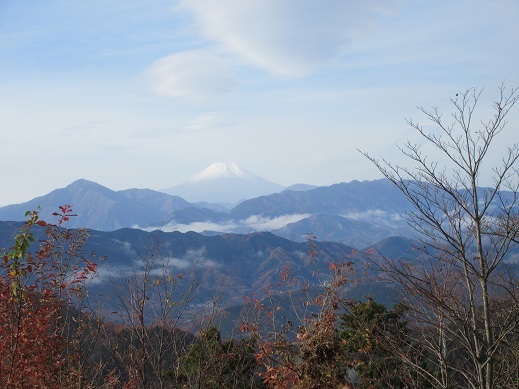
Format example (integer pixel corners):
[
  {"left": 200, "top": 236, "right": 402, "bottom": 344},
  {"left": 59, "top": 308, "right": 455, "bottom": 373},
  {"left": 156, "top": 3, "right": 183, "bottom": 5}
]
[{"left": 161, "top": 162, "right": 284, "bottom": 204}]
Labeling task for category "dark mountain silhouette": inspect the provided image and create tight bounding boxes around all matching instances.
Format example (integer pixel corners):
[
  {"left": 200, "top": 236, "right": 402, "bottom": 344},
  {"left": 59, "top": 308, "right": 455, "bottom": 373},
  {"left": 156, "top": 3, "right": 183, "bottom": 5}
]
[
  {"left": 0, "top": 179, "right": 194, "bottom": 230},
  {"left": 362, "top": 236, "right": 420, "bottom": 258},
  {"left": 2, "top": 177, "right": 514, "bottom": 247},
  {"left": 0, "top": 222, "right": 365, "bottom": 307},
  {"left": 272, "top": 213, "right": 413, "bottom": 249},
  {"left": 228, "top": 179, "right": 409, "bottom": 219},
  {"left": 0, "top": 178, "right": 412, "bottom": 245}
]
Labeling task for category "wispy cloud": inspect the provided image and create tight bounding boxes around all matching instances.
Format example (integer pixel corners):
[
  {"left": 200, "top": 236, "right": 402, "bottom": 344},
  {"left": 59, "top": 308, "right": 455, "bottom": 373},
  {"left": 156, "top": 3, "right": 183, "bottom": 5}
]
[
  {"left": 159, "top": 248, "right": 221, "bottom": 271},
  {"left": 111, "top": 239, "right": 137, "bottom": 256},
  {"left": 144, "top": 0, "right": 403, "bottom": 101},
  {"left": 177, "top": 0, "right": 402, "bottom": 76},
  {"left": 344, "top": 210, "right": 403, "bottom": 223},
  {"left": 182, "top": 112, "right": 239, "bottom": 132},
  {"left": 140, "top": 213, "right": 311, "bottom": 234},
  {"left": 58, "top": 119, "right": 118, "bottom": 136},
  {"left": 151, "top": 221, "right": 238, "bottom": 234},
  {"left": 93, "top": 246, "right": 220, "bottom": 283},
  {"left": 127, "top": 112, "right": 239, "bottom": 139},
  {"left": 145, "top": 49, "right": 238, "bottom": 99},
  {"left": 243, "top": 214, "right": 310, "bottom": 230}
]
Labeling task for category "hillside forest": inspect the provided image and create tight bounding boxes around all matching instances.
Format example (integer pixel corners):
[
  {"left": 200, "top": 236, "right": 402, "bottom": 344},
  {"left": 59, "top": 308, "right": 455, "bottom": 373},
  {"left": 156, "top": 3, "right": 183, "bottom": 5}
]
[{"left": 1, "top": 88, "right": 518, "bottom": 389}]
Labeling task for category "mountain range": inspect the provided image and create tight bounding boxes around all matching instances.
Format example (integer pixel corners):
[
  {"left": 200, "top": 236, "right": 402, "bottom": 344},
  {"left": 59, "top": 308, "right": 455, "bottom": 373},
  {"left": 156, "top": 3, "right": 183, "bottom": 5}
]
[
  {"left": 0, "top": 179, "right": 192, "bottom": 230},
  {"left": 1, "top": 220, "right": 513, "bottom": 323},
  {"left": 1, "top": 162, "right": 515, "bottom": 248},
  {"left": 1, "top": 163, "right": 518, "bottom": 322},
  {"left": 0, "top": 177, "right": 413, "bottom": 247},
  {"left": 0, "top": 221, "right": 416, "bottom": 309}
]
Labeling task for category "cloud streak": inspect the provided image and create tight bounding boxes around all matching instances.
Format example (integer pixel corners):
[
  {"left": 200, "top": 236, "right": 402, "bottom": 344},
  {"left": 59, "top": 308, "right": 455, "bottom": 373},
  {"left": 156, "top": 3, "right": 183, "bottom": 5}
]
[
  {"left": 182, "top": 112, "right": 239, "bottom": 132},
  {"left": 144, "top": 1, "right": 402, "bottom": 99},
  {"left": 141, "top": 213, "right": 310, "bottom": 234},
  {"left": 343, "top": 210, "right": 403, "bottom": 224},
  {"left": 145, "top": 50, "right": 238, "bottom": 99},
  {"left": 93, "top": 246, "right": 220, "bottom": 283},
  {"left": 177, "top": 0, "right": 401, "bottom": 76}
]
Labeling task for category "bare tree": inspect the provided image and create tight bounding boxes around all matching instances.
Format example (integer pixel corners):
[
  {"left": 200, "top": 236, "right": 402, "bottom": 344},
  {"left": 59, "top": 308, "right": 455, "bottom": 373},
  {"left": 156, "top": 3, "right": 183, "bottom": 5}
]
[
  {"left": 362, "top": 85, "right": 519, "bottom": 389},
  {"left": 105, "top": 233, "right": 200, "bottom": 388}
]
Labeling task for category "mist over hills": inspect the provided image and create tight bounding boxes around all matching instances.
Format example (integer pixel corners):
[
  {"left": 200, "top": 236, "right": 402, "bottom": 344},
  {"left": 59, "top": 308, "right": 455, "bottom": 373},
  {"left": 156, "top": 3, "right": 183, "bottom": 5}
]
[
  {"left": 1, "top": 165, "right": 518, "bottom": 315},
  {"left": 271, "top": 213, "right": 409, "bottom": 249},
  {"left": 0, "top": 221, "right": 415, "bottom": 307},
  {"left": 2, "top": 163, "right": 514, "bottom": 247},
  {"left": 158, "top": 179, "right": 415, "bottom": 246},
  {"left": 0, "top": 175, "right": 413, "bottom": 246},
  {"left": 229, "top": 179, "right": 407, "bottom": 219},
  {"left": 1, "top": 219, "right": 513, "bottom": 314}
]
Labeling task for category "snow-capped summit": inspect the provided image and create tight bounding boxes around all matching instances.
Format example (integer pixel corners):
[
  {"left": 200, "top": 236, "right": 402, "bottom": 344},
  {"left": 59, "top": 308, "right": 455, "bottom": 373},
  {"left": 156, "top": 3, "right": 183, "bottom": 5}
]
[
  {"left": 162, "top": 162, "right": 284, "bottom": 204},
  {"left": 188, "top": 162, "right": 253, "bottom": 182}
]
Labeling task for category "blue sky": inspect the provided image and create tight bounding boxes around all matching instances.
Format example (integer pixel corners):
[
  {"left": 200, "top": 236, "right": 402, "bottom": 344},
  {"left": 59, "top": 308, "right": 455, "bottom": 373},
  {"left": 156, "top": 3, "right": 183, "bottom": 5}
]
[{"left": 1, "top": 0, "right": 518, "bottom": 205}]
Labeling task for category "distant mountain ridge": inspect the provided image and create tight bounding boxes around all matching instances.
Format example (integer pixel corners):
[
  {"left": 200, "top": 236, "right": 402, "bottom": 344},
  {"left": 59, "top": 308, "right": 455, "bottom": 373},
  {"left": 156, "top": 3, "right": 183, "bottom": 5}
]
[
  {"left": 0, "top": 177, "right": 414, "bottom": 246},
  {"left": 2, "top": 170, "right": 514, "bottom": 247},
  {"left": 0, "top": 179, "right": 193, "bottom": 230},
  {"left": 228, "top": 179, "right": 408, "bottom": 219},
  {"left": 0, "top": 221, "right": 517, "bottom": 316},
  {"left": 161, "top": 162, "right": 284, "bottom": 203},
  {"left": 0, "top": 222, "right": 419, "bottom": 307}
]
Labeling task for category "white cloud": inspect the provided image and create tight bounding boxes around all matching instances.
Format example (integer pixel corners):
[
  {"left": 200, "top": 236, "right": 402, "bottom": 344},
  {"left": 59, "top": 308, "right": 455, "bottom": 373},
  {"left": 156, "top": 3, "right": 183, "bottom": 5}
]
[
  {"left": 145, "top": 49, "right": 238, "bottom": 98},
  {"left": 177, "top": 0, "right": 401, "bottom": 76},
  {"left": 162, "top": 248, "right": 221, "bottom": 270},
  {"left": 155, "top": 220, "right": 239, "bottom": 233},
  {"left": 138, "top": 213, "right": 311, "bottom": 234},
  {"left": 243, "top": 214, "right": 311, "bottom": 230},
  {"left": 164, "top": 257, "right": 191, "bottom": 270},
  {"left": 182, "top": 112, "right": 238, "bottom": 132},
  {"left": 112, "top": 239, "right": 136, "bottom": 256},
  {"left": 95, "top": 247, "right": 220, "bottom": 282},
  {"left": 344, "top": 210, "right": 403, "bottom": 223}
]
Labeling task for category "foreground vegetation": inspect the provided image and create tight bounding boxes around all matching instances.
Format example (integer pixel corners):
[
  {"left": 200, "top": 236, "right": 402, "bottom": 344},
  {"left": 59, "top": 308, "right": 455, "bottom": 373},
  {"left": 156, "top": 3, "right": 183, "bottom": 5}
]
[{"left": 1, "top": 87, "right": 518, "bottom": 388}]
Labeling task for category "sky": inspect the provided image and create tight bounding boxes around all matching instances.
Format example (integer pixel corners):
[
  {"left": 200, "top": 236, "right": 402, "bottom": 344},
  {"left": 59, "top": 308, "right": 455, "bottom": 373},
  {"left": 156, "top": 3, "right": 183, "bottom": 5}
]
[{"left": 1, "top": 0, "right": 519, "bottom": 205}]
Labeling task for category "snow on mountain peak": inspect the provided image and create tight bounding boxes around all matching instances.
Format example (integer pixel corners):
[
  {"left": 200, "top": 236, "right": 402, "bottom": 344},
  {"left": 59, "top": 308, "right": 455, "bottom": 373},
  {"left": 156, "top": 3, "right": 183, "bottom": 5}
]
[
  {"left": 162, "top": 162, "right": 284, "bottom": 203},
  {"left": 188, "top": 162, "right": 253, "bottom": 182}
]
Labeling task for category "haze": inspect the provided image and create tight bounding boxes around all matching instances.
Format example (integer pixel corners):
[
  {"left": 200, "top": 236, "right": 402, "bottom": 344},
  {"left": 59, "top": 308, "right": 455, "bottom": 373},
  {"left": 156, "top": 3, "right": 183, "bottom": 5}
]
[{"left": 1, "top": 0, "right": 518, "bottom": 206}]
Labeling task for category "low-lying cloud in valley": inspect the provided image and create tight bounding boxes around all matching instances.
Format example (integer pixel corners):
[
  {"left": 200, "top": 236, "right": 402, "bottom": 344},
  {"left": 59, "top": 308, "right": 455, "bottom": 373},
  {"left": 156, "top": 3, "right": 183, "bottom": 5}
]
[
  {"left": 92, "top": 246, "right": 220, "bottom": 283},
  {"left": 161, "top": 248, "right": 221, "bottom": 271},
  {"left": 343, "top": 209, "right": 403, "bottom": 224},
  {"left": 142, "top": 213, "right": 311, "bottom": 234}
]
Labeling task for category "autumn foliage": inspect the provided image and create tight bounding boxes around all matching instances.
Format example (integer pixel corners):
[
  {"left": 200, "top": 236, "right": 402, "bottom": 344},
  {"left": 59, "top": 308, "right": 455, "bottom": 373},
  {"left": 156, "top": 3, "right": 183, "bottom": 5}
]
[
  {"left": 1, "top": 88, "right": 517, "bottom": 388},
  {"left": 0, "top": 206, "right": 98, "bottom": 388},
  {"left": 240, "top": 237, "right": 357, "bottom": 389}
]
